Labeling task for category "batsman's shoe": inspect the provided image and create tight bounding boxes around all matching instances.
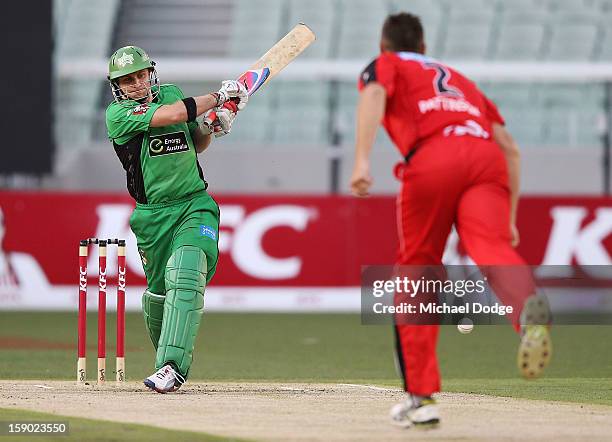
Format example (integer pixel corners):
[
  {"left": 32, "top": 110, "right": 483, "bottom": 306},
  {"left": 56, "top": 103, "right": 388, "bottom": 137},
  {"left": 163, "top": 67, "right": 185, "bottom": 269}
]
[
  {"left": 144, "top": 364, "right": 185, "bottom": 394},
  {"left": 518, "top": 294, "right": 553, "bottom": 379},
  {"left": 169, "top": 374, "right": 185, "bottom": 392},
  {"left": 390, "top": 396, "right": 440, "bottom": 429}
]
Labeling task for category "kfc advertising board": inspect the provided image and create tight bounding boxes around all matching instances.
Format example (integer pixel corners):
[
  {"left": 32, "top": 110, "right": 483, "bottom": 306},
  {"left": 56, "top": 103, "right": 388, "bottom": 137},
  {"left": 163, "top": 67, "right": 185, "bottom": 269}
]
[{"left": 0, "top": 192, "right": 610, "bottom": 311}]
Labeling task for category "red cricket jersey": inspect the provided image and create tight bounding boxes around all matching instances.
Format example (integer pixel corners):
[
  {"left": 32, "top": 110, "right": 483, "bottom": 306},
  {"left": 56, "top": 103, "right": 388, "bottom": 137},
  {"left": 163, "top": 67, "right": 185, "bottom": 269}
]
[{"left": 358, "top": 51, "right": 505, "bottom": 158}]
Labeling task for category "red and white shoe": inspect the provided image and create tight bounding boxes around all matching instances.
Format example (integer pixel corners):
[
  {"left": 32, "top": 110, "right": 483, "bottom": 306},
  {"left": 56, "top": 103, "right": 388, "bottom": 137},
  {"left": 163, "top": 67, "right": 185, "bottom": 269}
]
[{"left": 144, "top": 364, "right": 185, "bottom": 394}]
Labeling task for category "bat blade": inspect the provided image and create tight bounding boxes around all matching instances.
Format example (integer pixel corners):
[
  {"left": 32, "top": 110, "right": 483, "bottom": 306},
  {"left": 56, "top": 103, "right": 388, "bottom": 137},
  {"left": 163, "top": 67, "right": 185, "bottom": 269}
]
[{"left": 237, "top": 23, "right": 316, "bottom": 96}]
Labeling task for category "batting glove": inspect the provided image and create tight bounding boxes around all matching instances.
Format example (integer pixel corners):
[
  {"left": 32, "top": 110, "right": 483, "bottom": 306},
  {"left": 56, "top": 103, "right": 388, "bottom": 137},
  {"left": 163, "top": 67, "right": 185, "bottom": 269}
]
[
  {"left": 217, "top": 80, "right": 249, "bottom": 110},
  {"left": 201, "top": 101, "right": 239, "bottom": 138}
]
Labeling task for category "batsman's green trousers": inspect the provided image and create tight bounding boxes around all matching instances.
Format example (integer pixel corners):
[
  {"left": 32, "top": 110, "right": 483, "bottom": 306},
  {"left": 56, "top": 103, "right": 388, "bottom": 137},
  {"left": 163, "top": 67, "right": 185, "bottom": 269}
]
[{"left": 130, "top": 190, "right": 219, "bottom": 377}]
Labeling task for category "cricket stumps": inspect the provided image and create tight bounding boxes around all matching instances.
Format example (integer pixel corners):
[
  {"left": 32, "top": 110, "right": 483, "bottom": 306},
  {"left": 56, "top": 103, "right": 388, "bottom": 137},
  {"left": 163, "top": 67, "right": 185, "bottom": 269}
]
[{"left": 77, "top": 238, "right": 127, "bottom": 384}]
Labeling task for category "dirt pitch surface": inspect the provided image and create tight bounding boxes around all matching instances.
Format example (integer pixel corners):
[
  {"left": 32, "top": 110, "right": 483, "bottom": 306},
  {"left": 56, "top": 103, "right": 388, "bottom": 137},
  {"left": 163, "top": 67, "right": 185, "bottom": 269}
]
[{"left": 1, "top": 381, "right": 611, "bottom": 441}]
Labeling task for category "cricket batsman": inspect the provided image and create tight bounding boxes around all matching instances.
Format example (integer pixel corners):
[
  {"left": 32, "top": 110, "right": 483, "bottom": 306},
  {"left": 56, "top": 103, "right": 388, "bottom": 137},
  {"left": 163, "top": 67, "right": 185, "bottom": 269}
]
[
  {"left": 105, "top": 46, "right": 247, "bottom": 393},
  {"left": 350, "top": 14, "right": 551, "bottom": 427}
]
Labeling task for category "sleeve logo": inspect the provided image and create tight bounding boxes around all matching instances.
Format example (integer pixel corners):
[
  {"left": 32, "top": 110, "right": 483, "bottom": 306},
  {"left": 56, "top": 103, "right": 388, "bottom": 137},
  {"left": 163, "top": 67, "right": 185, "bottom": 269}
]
[{"left": 200, "top": 225, "right": 217, "bottom": 240}]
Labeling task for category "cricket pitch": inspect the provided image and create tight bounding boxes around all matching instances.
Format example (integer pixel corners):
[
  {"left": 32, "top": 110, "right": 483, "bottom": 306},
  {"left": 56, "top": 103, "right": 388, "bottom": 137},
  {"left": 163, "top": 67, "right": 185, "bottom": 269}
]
[{"left": 1, "top": 381, "right": 611, "bottom": 441}]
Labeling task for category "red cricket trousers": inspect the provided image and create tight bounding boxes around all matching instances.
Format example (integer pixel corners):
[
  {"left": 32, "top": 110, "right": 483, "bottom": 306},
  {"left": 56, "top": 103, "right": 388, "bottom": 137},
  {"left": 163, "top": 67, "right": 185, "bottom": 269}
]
[{"left": 393, "top": 135, "right": 535, "bottom": 396}]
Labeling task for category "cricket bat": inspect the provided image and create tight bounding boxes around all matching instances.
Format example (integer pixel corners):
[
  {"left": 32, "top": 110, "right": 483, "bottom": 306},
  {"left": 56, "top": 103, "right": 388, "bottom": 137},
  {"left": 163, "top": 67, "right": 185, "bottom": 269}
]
[
  {"left": 206, "top": 24, "right": 315, "bottom": 134},
  {"left": 236, "top": 23, "right": 316, "bottom": 96}
]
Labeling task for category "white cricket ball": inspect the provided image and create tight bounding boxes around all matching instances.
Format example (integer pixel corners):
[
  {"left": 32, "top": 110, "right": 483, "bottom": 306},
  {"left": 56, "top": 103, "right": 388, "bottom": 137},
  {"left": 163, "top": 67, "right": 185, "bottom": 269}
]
[{"left": 457, "top": 318, "right": 474, "bottom": 334}]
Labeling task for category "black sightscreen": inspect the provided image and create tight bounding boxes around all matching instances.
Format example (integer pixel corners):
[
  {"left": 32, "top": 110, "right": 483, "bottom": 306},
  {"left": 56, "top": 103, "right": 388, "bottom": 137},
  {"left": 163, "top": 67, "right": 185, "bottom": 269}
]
[{"left": 0, "top": 1, "right": 53, "bottom": 174}]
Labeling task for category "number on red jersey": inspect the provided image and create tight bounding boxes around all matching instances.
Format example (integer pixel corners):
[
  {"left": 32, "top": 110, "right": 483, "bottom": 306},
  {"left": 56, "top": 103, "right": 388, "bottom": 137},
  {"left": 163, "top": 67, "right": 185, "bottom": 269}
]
[{"left": 423, "top": 62, "right": 463, "bottom": 98}]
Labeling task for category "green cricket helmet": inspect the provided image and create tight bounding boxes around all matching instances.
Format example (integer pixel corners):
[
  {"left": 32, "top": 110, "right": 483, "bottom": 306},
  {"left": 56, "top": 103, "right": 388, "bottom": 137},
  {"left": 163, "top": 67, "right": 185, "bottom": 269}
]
[{"left": 108, "top": 46, "right": 159, "bottom": 103}]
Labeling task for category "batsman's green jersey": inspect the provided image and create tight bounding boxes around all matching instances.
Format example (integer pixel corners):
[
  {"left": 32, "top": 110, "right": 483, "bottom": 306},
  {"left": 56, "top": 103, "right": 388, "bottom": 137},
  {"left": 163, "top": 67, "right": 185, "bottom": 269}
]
[
  {"left": 106, "top": 84, "right": 219, "bottom": 378},
  {"left": 106, "top": 84, "right": 206, "bottom": 205}
]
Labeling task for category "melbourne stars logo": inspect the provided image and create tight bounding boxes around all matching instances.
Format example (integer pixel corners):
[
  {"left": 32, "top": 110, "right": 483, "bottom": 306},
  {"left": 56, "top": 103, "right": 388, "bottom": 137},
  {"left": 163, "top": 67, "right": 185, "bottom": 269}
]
[{"left": 116, "top": 52, "right": 134, "bottom": 68}]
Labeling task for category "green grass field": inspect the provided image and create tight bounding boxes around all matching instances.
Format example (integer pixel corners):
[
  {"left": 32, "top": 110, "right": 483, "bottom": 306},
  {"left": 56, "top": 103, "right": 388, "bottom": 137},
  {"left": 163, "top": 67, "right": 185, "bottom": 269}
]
[
  {"left": 0, "top": 407, "right": 245, "bottom": 442},
  {"left": 1, "top": 312, "right": 611, "bottom": 440},
  {"left": 1, "top": 312, "right": 611, "bottom": 403}
]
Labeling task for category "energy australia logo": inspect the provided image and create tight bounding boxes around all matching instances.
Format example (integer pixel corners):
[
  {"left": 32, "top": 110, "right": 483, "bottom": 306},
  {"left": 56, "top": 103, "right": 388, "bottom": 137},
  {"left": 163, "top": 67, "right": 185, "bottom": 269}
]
[
  {"left": 200, "top": 225, "right": 217, "bottom": 240},
  {"left": 148, "top": 131, "right": 189, "bottom": 157}
]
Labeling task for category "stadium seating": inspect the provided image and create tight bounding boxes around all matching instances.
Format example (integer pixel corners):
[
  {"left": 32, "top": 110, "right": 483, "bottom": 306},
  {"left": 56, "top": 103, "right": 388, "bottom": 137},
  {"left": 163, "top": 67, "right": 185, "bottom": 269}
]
[
  {"left": 577, "top": 111, "right": 605, "bottom": 146},
  {"left": 229, "top": 0, "right": 286, "bottom": 58},
  {"left": 441, "top": 11, "right": 495, "bottom": 60},
  {"left": 272, "top": 81, "right": 332, "bottom": 144},
  {"left": 595, "top": 0, "right": 612, "bottom": 11},
  {"left": 493, "top": 11, "right": 548, "bottom": 60},
  {"left": 56, "top": 0, "right": 121, "bottom": 146},
  {"left": 546, "top": 0, "right": 593, "bottom": 12},
  {"left": 334, "top": 86, "right": 394, "bottom": 148},
  {"left": 55, "top": 0, "right": 610, "bottom": 152},
  {"left": 598, "top": 24, "right": 612, "bottom": 60},
  {"left": 547, "top": 12, "right": 601, "bottom": 60},
  {"left": 480, "top": 83, "right": 534, "bottom": 109},
  {"left": 542, "top": 109, "right": 602, "bottom": 146},
  {"left": 271, "top": 108, "right": 330, "bottom": 145},
  {"left": 504, "top": 109, "right": 547, "bottom": 146},
  {"left": 117, "top": 0, "right": 231, "bottom": 57},
  {"left": 287, "top": 0, "right": 337, "bottom": 58},
  {"left": 336, "top": 0, "right": 390, "bottom": 59},
  {"left": 500, "top": 0, "right": 547, "bottom": 13},
  {"left": 220, "top": 102, "right": 271, "bottom": 144}
]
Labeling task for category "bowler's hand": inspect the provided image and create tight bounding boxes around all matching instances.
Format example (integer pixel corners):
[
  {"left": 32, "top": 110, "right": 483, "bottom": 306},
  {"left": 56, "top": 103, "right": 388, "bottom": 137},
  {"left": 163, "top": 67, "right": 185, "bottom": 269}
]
[
  {"left": 350, "top": 161, "right": 373, "bottom": 197},
  {"left": 510, "top": 223, "right": 520, "bottom": 247}
]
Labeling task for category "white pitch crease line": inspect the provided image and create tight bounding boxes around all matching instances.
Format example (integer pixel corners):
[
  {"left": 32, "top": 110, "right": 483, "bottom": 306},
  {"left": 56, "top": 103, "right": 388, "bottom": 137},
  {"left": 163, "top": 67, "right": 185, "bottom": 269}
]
[{"left": 338, "top": 383, "right": 399, "bottom": 392}]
